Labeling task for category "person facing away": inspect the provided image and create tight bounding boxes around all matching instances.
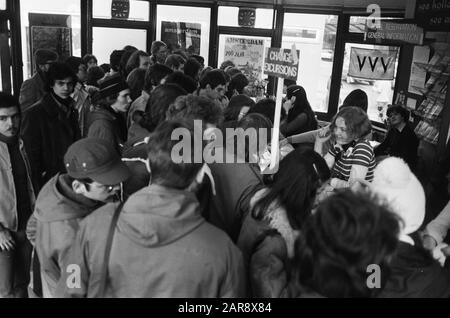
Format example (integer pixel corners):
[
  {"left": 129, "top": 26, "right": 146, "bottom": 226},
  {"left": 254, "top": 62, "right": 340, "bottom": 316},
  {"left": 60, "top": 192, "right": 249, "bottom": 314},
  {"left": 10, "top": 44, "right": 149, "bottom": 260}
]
[
  {"left": 57, "top": 119, "right": 246, "bottom": 297},
  {"left": 19, "top": 49, "right": 58, "bottom": 112},
  {"left": 293, "top": 190, "right": 400, "bottom": 298},
  {"left": 370, "top": 157, "right": 450, "bottom": 298},
  {"left": 126, "top": 63, "right": 173, "bottom": 130},
  {"left": 0, "top": 93, "right": 35, "bottom": 298},
  {"left": 122, "top": 83, "right": 187, "bottom": 197},
  {"left": 86, "top": 76, "right": 131, "bottom": 155},
  {"left": 374, "top": 105, "right": 419, "bottom": 170},
  {"left": 26, "top": 138, "right": 130, "bottom": 297},
  {"left": 237, "top": 147, "right": 330, "bottom": 297},
  {"left": 21, "top": 62, "right": 81, "bottom": 191}
]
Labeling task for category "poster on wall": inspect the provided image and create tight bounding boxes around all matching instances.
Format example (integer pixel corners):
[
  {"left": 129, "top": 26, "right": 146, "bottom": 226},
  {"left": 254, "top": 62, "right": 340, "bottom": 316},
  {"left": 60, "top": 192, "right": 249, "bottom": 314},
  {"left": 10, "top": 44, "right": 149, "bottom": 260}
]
[
  {"left": 348, "top": 47, "right": 397, "bottom": 80},
  {"left": 29, "top": 13, "right": 72, "bottom": 76},
  {"left": 409, "top": 46, "right": 430, "bottom": 95},
  {"left": 223, "top": 36, "right": 265, "bottom": 87},
  {"left": 161, "top": 21, "right": 201, "bottom": 55}
]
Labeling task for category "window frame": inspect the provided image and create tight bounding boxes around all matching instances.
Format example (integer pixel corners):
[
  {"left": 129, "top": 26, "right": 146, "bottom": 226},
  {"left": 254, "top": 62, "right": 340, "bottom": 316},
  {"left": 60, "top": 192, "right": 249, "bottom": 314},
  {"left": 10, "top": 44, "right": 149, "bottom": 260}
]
[
  {"left": 339, "top": 11, "right": 404, "bottom": 128},
  {"left": 155, "top": 1, "right": 214, "bottom": 66},
  {"left": 281, "top": 7, "right": 343, "bottom": 121},
  {"left": 87, "top": 0, "right": 153, "bottom": 54}
]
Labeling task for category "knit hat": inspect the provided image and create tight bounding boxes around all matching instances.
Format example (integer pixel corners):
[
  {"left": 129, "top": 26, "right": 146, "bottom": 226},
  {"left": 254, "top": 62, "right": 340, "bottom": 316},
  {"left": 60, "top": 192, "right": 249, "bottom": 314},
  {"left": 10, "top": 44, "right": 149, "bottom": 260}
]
[
  {"left": 92, "top": 74, "right": 128, "bottom": 103},
  {"left": 35, "top": 49, "right": 58, "bottom": 65},
  {"left": 64, "top": 138, "right": 131, "bottom": 185},
  {"left": 370, "top": 157, "right": 425, "bottom": 245},
  {"left": 228, "top": 94, "right": 255, "bottom": 109}
]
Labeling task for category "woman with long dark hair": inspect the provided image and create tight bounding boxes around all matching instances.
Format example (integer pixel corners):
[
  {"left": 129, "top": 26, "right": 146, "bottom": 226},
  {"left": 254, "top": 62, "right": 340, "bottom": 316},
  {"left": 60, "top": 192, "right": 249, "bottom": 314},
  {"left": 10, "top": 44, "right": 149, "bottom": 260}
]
[
  {"left": 280, "top": 85, "right": 317, "bottom": 137},
  {"left": 237, "top": 147, "right": 330, "bottom": 297}
]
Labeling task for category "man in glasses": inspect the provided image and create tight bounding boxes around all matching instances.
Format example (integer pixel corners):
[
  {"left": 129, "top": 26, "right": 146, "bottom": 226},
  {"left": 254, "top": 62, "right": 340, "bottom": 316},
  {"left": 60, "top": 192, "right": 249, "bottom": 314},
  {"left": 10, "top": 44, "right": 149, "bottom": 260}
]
[{"left": 26, "top": 138, "right": 131, "bottom": 297}]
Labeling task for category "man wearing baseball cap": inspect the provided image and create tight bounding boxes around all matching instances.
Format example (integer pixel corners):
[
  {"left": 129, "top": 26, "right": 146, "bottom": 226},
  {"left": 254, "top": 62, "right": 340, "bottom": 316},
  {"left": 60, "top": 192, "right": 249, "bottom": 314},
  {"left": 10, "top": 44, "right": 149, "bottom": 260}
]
[{"left": 26, "top": 138, "right": 130, "bottom": 297}]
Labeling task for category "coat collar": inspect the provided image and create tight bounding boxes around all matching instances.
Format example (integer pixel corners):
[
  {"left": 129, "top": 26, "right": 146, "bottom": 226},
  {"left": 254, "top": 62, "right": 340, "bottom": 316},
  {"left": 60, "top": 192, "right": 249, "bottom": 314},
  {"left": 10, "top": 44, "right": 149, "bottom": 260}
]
[{"left": 40, "top": 93, "right": 75, "bottom": 119}]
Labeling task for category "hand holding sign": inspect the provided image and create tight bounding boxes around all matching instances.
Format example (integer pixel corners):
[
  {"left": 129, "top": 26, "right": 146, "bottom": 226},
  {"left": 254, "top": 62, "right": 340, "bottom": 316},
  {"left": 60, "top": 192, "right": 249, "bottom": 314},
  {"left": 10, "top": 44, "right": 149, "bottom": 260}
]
[{"left": 264, "top": 45, "right": 300, "bottom": 173}]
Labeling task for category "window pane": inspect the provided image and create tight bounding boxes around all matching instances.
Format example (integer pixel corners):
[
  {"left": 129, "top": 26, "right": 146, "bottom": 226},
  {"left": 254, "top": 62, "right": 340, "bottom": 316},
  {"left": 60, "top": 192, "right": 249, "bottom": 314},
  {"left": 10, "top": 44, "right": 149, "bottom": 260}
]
[
  {"left": 92, "top": 27, "right": 147, "bottom": 65},
  {"left": 156, "top": 5, "right": 210, "bottom": 66},
  {"left": 218, "top": 34, "right": 271, "bottom": 98},
  {"left": 339, "top": 43, "right": 400, "bottom": 123},
  {"left": 282, "top": 13, "right": 338, "bottom": 113},
  {"left": 218, "top": 6, "right": 273, "bottom": 29},
  {"left": 0, "top": 0, "right": 6, "bottom": 10},
  {"left": 20, "top": 0, "right": 81, "bottom": 79},
  {"left": 93, "top": 0, "right": 149, "bottom": 21}
]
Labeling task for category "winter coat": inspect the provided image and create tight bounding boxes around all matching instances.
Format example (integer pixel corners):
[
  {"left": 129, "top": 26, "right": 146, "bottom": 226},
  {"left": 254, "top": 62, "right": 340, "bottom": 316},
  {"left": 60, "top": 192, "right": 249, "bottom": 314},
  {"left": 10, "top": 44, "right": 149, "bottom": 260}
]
[
  {"left": 127, "top": 90, "right": 149, "bottom": 129},
  {"left": 238, "top": 188, "right": 299, "bottom": 298},
  {"left": 0, "top": 139, "right": 35, "bottom": 231},
  {"left": 19, "top": 72, "right": 46, "bottom": 112},
  {"left": 57, "top": 184, "right": 247, "bottom": 298},
  {"left": 379, "top": 236, "right": 450, "bottom": 298},
  {"left": 207, "top": 150, "right": 263, "bottom": 242},
  {"left": 86, "top": 107, "right": 127, "bottom": 155},
  {"left": 21, "top": 93, "right": 81, "bottom": 190},
  {"left": 72, "top": 82, "right": 93, "bottom": 137},
  {"left": 121, "top": 135, "right": 150, "bottom": 197},
  {"left": 26, "top": 173, "right": 101, "bottom": 297}
]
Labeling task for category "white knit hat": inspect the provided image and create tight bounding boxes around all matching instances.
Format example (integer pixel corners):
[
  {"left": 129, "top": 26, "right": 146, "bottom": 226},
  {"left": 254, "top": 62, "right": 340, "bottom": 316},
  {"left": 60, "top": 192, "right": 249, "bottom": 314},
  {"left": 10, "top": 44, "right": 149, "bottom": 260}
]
[{"left": 370, "top": 157, "right": 425, "bottom": 245}]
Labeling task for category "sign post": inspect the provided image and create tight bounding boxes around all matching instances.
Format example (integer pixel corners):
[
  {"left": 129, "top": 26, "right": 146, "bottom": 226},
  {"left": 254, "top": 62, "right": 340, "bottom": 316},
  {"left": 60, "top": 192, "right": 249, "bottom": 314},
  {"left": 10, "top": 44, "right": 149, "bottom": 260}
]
[{"left": 263, "top": 45, "right": 299, "bottom": 172}]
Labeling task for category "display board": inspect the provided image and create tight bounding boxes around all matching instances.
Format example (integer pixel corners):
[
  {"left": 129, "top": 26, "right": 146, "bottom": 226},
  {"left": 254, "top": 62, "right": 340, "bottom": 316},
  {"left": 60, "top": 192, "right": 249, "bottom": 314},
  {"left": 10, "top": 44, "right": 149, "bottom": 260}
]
[{"left": 161, "top": 21, "right": 201, "bottom": 55}]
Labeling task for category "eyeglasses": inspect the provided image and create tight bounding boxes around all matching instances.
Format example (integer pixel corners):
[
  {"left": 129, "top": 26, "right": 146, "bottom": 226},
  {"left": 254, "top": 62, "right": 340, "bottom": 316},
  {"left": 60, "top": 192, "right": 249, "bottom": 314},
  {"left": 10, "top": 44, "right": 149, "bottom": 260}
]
[{"left": 100, "top": 184, "right": 116, "bottom": 193}]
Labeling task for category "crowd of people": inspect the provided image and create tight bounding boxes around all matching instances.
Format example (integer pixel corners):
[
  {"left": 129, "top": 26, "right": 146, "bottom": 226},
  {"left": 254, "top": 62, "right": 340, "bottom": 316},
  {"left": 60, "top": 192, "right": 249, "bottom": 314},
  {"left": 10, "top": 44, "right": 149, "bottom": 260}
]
[{"left": 0, "top": 40, "right": 449, "bottom": 298}]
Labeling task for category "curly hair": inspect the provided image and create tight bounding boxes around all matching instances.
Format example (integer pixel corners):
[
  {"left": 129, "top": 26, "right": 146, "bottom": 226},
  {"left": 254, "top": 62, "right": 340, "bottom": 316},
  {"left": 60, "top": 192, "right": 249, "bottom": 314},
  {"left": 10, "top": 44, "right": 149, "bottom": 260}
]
[
  {"left": 293, "top": 190, "right": 401, "bottom": 298},
  {"left": 166, "top": 94, "right": 223, "bottom": 127},
  {"left": 139, "top": 83, "right": 187, "bottom": 132},
  {"left": 330, "top": 106, "right": 372, "bottom": 140},
  {"left": 386, "top": 104, "right": 410, "bottom": 123}
]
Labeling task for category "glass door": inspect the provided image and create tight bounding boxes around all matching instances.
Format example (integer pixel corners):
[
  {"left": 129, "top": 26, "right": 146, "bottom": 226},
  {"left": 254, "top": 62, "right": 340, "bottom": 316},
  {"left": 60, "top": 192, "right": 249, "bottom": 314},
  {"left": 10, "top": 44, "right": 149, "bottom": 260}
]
[{"left": 0, "top": 17, "right": 12, "bottom": 93}]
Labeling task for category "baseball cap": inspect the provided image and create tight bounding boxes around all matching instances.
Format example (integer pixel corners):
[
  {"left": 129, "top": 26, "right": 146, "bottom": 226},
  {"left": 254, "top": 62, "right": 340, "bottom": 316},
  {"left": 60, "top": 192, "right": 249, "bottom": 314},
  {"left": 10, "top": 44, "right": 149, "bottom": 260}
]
[{"left": 64, "top": 138, "right": 131, "bottom": 185}]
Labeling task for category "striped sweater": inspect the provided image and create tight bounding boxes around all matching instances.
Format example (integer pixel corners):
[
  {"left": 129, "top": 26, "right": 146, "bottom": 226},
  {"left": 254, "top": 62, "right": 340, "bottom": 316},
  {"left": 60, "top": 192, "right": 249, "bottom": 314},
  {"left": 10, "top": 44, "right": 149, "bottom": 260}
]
[{"left": 328, "top": 139, "right": 376, "bottom": 182}]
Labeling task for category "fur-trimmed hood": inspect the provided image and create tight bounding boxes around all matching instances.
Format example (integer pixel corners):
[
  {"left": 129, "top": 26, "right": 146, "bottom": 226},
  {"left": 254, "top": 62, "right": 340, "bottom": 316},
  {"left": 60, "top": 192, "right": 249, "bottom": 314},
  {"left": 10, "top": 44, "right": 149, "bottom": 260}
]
[
  {"left": 238, "top": 188, "right": 299, "bottom": 264},
  {"left": 253, "top": 188, "right": 300, "bottom": 258}
]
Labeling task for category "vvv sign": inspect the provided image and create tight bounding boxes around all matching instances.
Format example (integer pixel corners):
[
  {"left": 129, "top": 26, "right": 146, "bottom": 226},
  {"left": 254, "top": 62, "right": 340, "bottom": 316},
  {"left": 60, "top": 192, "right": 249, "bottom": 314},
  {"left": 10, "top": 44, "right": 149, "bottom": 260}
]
[{"left": 348, "top": 47, "right": 398, "bottom": 80}]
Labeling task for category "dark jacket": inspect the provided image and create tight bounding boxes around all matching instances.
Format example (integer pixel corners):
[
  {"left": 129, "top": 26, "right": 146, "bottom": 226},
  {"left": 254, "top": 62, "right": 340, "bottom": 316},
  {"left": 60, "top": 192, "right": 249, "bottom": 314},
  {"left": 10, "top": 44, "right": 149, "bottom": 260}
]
[
  {"left": 0, "top": 139, "right": 35, "bottom": 232},
  {"left": 21, "top": 93, "right": 81, "bottom": 191},
  {"left": 374, "top": 124, "right": 419, "bottom": 170},
  {"left": 57, "top": 184, "right": 246, "bottom": 297},
  {"left": 86, "top": 107, "right": 127, "bottom": 155},
  {"left": 379, "top": 238, "right": 450, "bottom": 298},
  {"left": 207, "top": 150, "right": 263, "bottom": 243},
  {"left": 19, "top": 72, "right": 46, "bottom": 112},
  {"left": 122, "top": 135, "right": 150, "bottom": 198},
  {"left": 281, "top": 109, "right": 317, "bottom": 137},
  {"left": 27, "top": 173, "right": 101, "bottom": 297}
]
